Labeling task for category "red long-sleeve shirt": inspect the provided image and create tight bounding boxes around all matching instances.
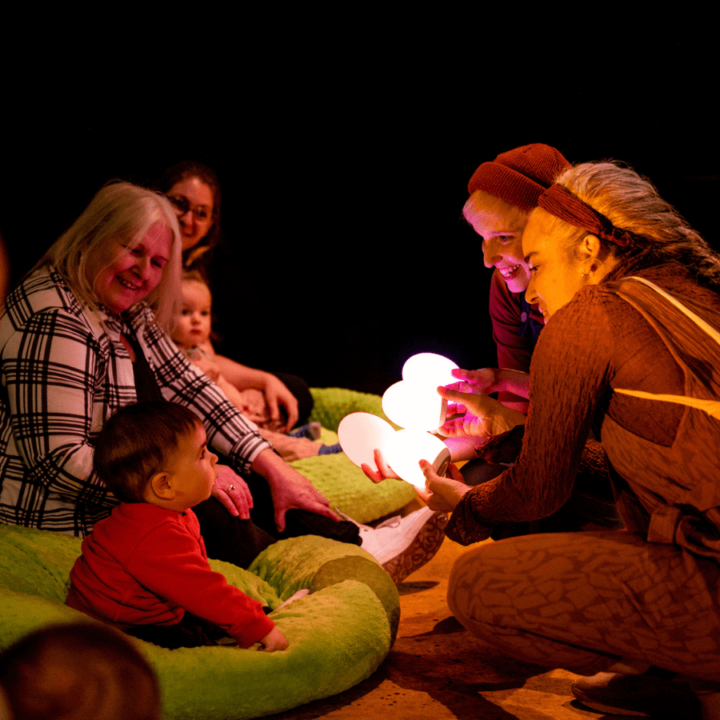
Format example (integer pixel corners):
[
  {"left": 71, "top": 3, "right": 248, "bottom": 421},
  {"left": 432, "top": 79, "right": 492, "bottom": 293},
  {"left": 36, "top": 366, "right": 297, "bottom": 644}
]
[
  {"left": 489, "top": 270, "right": 544, "bottom": 374},
  {"left": 488, "top": 270, "right": 544, "bottom": 411},
  {"left": 67, "top": 503, "right": 274, "bottom": 648}
]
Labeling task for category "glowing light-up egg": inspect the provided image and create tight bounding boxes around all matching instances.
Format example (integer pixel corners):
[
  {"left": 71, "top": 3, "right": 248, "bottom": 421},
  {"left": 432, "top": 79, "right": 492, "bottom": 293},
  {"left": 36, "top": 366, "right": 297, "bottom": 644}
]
[
  {"left": 383, "top": 429, "right": 451, "bottom": 489},
  {"left": 337, "top": 413, "right": 396, "bottom": 473},
  {"left": 402, "top": 352, "right": 459, "bottom": 387},
  {"left": 382, "top": 380, "right": 447, "bottom": 432},
  {"left": 338, "top": 413, "right": 450, "bottom": 489}
]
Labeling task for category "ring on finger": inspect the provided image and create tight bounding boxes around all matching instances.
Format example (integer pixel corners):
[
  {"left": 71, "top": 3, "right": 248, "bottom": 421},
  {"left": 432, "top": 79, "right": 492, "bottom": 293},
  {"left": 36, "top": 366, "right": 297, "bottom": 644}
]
[{"left": 227, "top": 485, "right": 236, "bottom": 492}]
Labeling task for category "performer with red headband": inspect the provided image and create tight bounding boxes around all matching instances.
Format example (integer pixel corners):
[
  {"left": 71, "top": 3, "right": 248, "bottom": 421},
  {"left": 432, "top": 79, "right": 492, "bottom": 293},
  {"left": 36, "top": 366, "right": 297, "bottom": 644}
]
[
  {"left": 367, "top": 145, "right": 621, "bottom": 538},
  {"left": 422, "top": 161, "right": 720, "bottom": 717}
]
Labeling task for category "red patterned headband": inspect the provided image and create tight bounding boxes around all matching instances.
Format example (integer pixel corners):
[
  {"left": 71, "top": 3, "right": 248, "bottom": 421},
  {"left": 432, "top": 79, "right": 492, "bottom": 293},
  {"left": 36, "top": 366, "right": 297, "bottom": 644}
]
[{"left": 538, "top": 185, "right": 635, "bottom": 248}]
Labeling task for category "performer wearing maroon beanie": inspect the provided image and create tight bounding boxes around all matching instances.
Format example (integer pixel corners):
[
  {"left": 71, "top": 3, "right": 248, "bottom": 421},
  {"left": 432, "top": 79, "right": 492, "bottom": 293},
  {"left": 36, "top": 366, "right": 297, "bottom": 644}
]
[{"left": 461, "top": 143, "right": 571, "bottom": 413}]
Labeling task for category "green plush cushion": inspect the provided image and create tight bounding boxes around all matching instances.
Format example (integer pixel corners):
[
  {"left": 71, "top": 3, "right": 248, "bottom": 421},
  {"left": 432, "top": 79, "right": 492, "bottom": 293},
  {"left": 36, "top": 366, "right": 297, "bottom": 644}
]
[
  {"left": 0, "top": 525, "right": 399, "bottom": 720},
  {"left": 295, "top": 388, "right": 415, "bottom": 524},
  {"left": 308, "top": 387, "right": 394, "bottom": 432},
  {"left": 249, "top": 534, "right": 400, "bottom": 641}
]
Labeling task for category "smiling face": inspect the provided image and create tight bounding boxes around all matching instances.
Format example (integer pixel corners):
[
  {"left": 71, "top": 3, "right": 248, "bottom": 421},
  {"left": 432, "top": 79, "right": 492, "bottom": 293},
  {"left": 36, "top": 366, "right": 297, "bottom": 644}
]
[
  {"left": 469, "top": 213, "right": 530, "bottom": 294},
  {"left": 160, "top": 422, "right": 218, "bottom": 511},
  {"left": 167, "top": 176, "right": 215, "bottom": 252},
  {"left": 522, "top": 211, "right": 586, "bottom": 321},
  {"left": 173, "top": 280, "right": 212, "bottom": 348},
  {"left": 85, "top": 222, "right": 172, "bottom": 315}
]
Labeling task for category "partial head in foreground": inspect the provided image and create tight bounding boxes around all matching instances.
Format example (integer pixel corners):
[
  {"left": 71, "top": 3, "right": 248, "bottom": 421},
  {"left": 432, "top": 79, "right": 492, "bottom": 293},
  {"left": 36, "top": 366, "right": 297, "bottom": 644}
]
[
  {"left": 0, "top": 622, "right": 161, "bottom": 720},
  {"left": 523, "top": 161, "right": 720, "bottom": 319},
  {"left": 464, "top": 144, "right": 571, "bottom": 293},
  {"left": 95, "top": 401, "right": 217, "bottom": 511}
]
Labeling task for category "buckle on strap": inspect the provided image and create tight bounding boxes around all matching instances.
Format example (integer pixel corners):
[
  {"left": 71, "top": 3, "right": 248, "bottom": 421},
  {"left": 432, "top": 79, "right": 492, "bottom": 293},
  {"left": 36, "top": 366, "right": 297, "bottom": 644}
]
[{"left": 647, "top": 504, "right": 682, "bottom": 545}]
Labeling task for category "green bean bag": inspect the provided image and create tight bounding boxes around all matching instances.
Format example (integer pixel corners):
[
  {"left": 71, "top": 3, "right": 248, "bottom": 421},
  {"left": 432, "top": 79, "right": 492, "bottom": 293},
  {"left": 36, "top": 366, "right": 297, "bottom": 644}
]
[
  {"left": 0, "top": 524, "right": 399, "bottom": 720},
  {"left": 298, "top": 387, "right": 415, "bottom": 524}
]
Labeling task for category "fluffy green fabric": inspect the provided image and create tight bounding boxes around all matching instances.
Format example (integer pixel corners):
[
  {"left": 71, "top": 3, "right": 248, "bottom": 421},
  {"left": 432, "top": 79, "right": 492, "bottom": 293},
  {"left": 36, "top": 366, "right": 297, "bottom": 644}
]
[
  {"left": 249, "top": 535, "right": 400, "bottom": 641},
  {"left": 0, "top": 525, "right": 398, "bottom": 719},
  {"left": 154, "top": 580, "right": 389, "bottom": 720},
  {"left": 0, "top": 390, "right": 409, "bottom": 717},
  {"left": 308, "top": 387, "right": 394, "bottom": 432},
  {"left": 296, "top": 388, "right": 415, "bottom": 524}
]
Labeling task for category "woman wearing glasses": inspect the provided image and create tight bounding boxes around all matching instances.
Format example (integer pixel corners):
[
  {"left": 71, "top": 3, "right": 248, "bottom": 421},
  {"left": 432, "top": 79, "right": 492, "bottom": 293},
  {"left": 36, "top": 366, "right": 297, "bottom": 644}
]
[
  {"left": 156, "top": 161, "right": 311, "bottom": 433},
  {"left": 156, "top": 161, "right": 222, "bottom": 275},
  {"left": 0, "top": 182, "right": 349, "bottom": 561}
]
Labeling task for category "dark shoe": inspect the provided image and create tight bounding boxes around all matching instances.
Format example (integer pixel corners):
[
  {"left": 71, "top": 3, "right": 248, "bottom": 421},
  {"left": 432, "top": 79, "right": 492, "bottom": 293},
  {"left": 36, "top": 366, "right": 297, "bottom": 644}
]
[{"left": 572, "top": 672, "right": 700, "bottom": 717}]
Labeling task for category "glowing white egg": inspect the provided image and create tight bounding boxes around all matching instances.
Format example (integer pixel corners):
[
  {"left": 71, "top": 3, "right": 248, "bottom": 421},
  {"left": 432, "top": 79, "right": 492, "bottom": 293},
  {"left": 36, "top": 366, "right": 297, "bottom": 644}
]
[
  {"left": 383, "top": 429, "right": 451, "bottom": 489},
  {"left": 382, "top": 380, "right": 447, "bottom": 432},
  {"left": 402, "top": 352, "right": 459, "bottom": 387},
  {"left": 338, "top": 413, "right": 396, "bottom": 472}
]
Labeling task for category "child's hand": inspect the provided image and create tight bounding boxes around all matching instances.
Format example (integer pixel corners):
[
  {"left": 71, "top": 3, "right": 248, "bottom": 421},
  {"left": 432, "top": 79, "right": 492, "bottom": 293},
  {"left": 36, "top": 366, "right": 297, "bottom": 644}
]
[
  {"left": 276, "top": 588, "right": 310, "bottom": 610},
  {"left": 361, "top": 448, "right": 401, "bottom": 483},
  {"left": 257, "top": 627, "right": 289, "bottom": 652},
  {"left": 237, "top": 388, "right": 271, "bottom": 424}
]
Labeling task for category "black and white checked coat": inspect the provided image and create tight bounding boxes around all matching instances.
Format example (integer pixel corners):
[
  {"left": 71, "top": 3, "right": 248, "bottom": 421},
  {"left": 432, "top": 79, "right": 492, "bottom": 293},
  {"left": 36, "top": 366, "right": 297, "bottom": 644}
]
[{"left": 0, "top": 266, "right": 271, "bottom": 537}]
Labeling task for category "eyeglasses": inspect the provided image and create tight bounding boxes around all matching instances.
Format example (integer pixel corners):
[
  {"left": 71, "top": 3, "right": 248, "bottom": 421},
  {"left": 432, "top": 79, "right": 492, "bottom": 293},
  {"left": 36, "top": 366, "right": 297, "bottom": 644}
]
[{"left": 166, "top": 195, "right": 213, "bottom": 221}]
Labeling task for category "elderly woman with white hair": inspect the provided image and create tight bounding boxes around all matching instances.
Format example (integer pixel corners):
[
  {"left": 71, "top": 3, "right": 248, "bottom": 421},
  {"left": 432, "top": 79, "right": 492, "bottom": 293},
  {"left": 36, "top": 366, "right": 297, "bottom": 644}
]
[
  {"left": 421, "top": 162, "right": 720, "bottom": 718},
  {"left": 0, "top": 182, "right": 360, "bottom": 568}
]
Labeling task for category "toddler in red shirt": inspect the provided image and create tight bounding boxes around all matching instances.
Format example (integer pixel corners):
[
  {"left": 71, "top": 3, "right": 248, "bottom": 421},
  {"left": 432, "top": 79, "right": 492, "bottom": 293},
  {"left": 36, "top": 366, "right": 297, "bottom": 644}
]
[{"left": 66, "top": 400, "right": 293, "bottom": 651}]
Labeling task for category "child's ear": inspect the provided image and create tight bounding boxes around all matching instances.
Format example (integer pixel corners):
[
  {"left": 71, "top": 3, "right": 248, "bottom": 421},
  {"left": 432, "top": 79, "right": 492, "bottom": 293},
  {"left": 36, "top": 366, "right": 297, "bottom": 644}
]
[{"left": 147, "top": 471, "right": 175, "bottom": 501}]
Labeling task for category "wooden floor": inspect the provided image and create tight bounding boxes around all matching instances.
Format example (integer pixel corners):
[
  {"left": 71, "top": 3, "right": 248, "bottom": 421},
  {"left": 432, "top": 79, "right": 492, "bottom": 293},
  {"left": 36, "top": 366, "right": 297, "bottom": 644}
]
[{"left": 270, "top": 535, "right": 608, "bottom": 720}]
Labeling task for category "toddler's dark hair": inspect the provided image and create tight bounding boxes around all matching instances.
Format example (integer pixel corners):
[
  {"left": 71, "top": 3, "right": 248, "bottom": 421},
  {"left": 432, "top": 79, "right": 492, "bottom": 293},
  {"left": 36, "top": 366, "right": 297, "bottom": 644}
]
[
  {"left": 94, "top": 401, "right": 201, "bottom": 503},
  {"left": 0, "top": 622, "right": 162, "bottom": 720}
]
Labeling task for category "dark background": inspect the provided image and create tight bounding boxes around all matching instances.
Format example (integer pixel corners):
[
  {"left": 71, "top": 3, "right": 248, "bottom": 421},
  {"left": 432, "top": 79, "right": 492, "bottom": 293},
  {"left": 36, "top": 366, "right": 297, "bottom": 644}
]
[{"left": 2, "top": 15, "right": 718, "bottom": 394}]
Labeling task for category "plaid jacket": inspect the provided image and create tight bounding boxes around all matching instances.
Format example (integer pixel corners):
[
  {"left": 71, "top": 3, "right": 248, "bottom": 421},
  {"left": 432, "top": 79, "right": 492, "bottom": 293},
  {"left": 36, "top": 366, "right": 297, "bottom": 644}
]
[{"left": 0, "top": 266, "right": 271, "bottom": 537}]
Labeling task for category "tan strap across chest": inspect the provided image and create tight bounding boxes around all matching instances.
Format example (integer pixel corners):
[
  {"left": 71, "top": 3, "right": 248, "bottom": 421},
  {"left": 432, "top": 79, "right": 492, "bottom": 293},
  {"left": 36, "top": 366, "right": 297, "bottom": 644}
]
[{"left": 613, "top": 276, "right": 720, "bottom": 420}]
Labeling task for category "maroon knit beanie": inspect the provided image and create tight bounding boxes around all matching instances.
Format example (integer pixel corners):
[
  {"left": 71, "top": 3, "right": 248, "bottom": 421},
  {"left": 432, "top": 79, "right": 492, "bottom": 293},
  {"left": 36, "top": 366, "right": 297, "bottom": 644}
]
[{"left": 467, "top": 144, "right": 571, "bottom": 213}]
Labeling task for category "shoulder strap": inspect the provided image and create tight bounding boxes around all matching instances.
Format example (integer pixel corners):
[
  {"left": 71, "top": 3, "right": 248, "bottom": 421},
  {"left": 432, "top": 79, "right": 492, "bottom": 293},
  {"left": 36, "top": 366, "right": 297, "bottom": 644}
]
[
  {"left": 619, "top": 276, "right": 720, "bottom": 345},
  {"left": 613, "top": 276, "right": 720, "bottom": 419}
]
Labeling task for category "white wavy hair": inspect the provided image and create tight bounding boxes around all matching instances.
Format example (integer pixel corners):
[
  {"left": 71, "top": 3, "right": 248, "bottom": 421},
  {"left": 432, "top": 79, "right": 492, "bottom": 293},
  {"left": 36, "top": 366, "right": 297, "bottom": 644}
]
[{"left": 36, "top": 181, "right": 183, "bottom": 328}]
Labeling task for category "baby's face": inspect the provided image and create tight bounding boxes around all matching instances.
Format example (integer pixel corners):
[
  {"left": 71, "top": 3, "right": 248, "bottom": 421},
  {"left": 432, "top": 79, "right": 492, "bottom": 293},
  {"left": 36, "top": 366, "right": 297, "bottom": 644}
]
[
  {"left": 165, "top": 422, "right": 218, "bottom": 510},
  {"left": 173, "top": 280, "right": 212, "bottom": 347}
]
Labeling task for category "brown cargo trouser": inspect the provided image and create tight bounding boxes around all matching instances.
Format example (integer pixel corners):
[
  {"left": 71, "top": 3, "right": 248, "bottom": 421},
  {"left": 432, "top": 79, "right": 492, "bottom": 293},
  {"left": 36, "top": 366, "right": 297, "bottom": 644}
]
[{"left": 448, "top": 530, "right": 720, "bottom": 682}]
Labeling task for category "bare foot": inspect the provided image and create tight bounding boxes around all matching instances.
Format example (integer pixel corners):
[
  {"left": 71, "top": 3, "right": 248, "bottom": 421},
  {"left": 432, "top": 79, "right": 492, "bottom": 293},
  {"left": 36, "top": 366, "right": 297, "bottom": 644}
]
[{"left": 276, "top": 589, "right": 310, "bottom": 611}]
